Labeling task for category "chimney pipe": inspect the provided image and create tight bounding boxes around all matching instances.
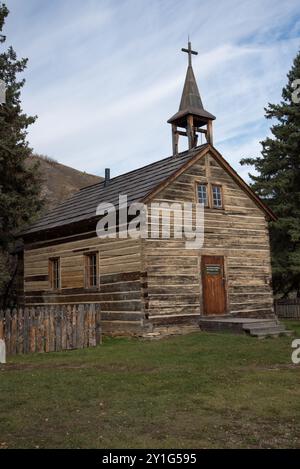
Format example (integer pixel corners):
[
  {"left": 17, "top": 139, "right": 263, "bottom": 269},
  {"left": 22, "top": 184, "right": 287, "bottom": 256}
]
[{"left": 104, "top": 168, "right": 110, "bottom": 186}]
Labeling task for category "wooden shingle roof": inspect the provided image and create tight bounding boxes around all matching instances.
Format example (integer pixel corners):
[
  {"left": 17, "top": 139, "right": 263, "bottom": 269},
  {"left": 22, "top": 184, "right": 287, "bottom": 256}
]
[{"left": 22, "top": 144, "right": 208, "bottom": 236}]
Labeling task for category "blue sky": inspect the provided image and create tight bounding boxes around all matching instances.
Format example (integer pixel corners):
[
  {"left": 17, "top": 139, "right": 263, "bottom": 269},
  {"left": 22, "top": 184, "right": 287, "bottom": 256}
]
[{"left": 3, "top": 0, "right": 300, "bottom": 180}]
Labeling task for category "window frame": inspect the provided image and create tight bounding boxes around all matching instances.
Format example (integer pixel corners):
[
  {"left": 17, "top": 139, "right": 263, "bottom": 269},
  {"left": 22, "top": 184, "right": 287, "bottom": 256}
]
[
  {"left": 196, "top": 182, "right": 209, "bottom": 207},
  {"left": 211, "top": 184, "right": 223, "bottom": 209},
  {"left": 84, "top": 251, "right": 99, "bottom": 289},
  {"left": 49, "top": 257, "right": 61, "bottom": 290}
]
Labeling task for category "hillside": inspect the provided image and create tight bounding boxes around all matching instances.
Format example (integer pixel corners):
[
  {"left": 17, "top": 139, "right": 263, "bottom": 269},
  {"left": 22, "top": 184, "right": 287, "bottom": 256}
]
[{"left": 27, "top": 155, "right": 102, "bottom": 211}]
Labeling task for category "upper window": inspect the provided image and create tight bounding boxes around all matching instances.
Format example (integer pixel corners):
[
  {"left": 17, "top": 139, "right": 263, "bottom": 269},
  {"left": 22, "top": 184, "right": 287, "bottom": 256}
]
[
  {"left": 49, "top": 257, "right": 60, "bottom": 290},
  {"left": 85, "top": 252, "right": 99, "bottom": 288},
  {"left": 197, "top": 183, "right": 208, "bottom": 206},
  {"left": 212, "top": 185, "right": 223, "bottom": 208}
]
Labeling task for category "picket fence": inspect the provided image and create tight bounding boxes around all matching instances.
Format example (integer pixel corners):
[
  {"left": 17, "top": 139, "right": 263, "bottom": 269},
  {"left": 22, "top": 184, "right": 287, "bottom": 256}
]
[
  {"left": 275, "top": 299, "right": 300, "bottom": 320},
  {"left": 0, "top": 304, "right": 102, "bottom": 355}
]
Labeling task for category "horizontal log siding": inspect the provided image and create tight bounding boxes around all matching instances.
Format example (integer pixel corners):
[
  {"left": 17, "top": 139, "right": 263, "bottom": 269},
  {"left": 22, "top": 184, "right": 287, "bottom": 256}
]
[
  {"left": 143, "top": 152, "right": 274, "bottom": 320},
  {"left": 24, "top": 237, "right": 144, "bottom": 333},
  {"left": 23, "top": 150, "right": 274, "bottom": 332}
]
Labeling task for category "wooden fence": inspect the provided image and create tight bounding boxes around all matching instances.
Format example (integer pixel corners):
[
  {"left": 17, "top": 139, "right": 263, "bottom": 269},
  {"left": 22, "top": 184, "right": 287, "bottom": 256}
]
[
  {"left": 0, "top": 304, "right": 102, "bottom": 355},
  {"left": 275, "top": 299, "right": 300, "bottom": 320}
]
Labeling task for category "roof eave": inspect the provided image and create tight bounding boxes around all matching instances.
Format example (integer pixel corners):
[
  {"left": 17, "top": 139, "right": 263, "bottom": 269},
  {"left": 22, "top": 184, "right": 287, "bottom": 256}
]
[{"left": 167, "top": 108, "right": 216, "bottom": 125}]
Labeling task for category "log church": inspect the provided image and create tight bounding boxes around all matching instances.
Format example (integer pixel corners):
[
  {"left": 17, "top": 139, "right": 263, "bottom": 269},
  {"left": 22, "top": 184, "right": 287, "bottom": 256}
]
[{"left": 21, "top": 42, "right": 279, "bottom": 336}]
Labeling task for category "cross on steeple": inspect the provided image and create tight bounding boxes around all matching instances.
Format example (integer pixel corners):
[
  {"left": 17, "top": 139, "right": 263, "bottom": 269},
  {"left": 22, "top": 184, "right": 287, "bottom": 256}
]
[{"left": 181, "top": 40, "right": 198, "bottom": 67}]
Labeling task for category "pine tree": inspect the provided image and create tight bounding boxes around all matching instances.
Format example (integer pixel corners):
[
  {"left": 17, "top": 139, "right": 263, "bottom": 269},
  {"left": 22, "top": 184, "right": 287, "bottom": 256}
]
[
  {"left": 0, "top": 3, "right": 43, "bottom": 305},
  {"left": 241, "top": 50, "right": 300, "bottom": 297}
]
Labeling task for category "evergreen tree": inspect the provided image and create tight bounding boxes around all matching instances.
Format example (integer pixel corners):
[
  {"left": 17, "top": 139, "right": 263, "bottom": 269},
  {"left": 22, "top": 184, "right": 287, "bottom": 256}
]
[
  {"left": 0, "top": 3, "right": 43, "bottom": 305},
  {"left": 241, "top": 50, "right": 300, "bottom": 297}
]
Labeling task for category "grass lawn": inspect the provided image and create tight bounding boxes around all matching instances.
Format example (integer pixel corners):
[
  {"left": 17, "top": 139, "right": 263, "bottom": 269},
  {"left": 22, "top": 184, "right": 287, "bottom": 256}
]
[{"left": 1, "top": 321, "right": 300, "bottom": 449}]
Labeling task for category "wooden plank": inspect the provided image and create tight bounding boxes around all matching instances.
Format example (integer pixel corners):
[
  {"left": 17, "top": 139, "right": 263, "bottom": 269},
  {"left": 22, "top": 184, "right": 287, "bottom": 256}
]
[
  {"left": 71, "top": 305, "right": 77, "bottom": 349},
  {"left": 88, "top": 304, "right": 95, "bottom": 346},
  {"left": 29, "top": 308, "right": 36, "bottom": 353},
  {"left": 10, "top": 309, "right": 17, "bottom": 355},
  {"left": 49, "top": 306, "right": 55, "bottom": 352},
  {"left": 36, "top": 307, "right": 44, "bottom": 353},
  {"left": 66, "top": 305, "right": 72, "bottom": 350},
  {"left": 4, "top": 309, "right": 11, "bottom": 355},
  {"left": 44, "top": 310, "right": 50, "bottom": 353},
  {"left": 84, "top": 306, "right": 89, "bottom": 348},
  {"left": 61, "top": 306, "right": 67, "bottom": 350},
  {"left": 55, "top": 308, "right": 62, "bottom": 351},
  {"left": 0, "top": 311, "right": 4, "bottom": 341},
  {"left": 77, "top": 305, "right": 84, "bottom": 349}
]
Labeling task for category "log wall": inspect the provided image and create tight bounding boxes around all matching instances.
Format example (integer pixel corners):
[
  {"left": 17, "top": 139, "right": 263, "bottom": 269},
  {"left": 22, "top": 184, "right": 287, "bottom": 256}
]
[
  {"left": 24, "top": 236, "right": 144, "bottom": 334},
  {"left": 143, "top": 152, "right": 274, "bottom": 322},
  {"left": 23, "top": 150, "right": 275, "bottom": 334}
]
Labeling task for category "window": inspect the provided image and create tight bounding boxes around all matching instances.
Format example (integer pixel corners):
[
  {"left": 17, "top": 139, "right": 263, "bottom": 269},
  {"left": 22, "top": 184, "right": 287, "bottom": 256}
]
[
  {"left": 212, "top": 185, "right": 223, "bottom": 208},
  {"left": 196, "top": 182, "right": 223, "bottom": 209},
  {"left": 49, "top": 258, "right": 60, "bottom": 290},
  {"left": 85, "top": 252, "right": 99, "bottom": 288},
  {"left": 197, "top": 183, "right": 208, "bottom": 206}
]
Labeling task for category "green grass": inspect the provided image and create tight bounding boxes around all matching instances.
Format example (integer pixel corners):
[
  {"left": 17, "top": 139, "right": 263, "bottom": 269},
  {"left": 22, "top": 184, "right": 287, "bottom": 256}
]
[{"left": 1, "top": 321, "right": 300, "bottom": 449}]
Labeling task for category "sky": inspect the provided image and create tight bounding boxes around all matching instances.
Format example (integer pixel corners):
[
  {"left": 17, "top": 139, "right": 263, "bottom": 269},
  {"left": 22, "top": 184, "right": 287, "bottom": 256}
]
[{"left": 2, "top": 0, "right": 300, "bottom": 180}]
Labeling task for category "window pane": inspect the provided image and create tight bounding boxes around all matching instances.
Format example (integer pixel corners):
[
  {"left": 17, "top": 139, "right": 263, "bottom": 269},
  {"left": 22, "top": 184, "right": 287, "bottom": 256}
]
[
  {"left": 91, "top": 254, "right": 96, "bottom": 286},
  {"left": 212, "top": 186, "right": 222, "bottom": 208},
  {"left": 86, "top": 253, "right": 98, "bottom": 287},
  {"left": 54, "top": 259, "right": 60, "bottom": 289},
  {"left": 50, "top": 258, "right": 60, "bottom": 289},
  {"left": 198, "top": 184, "right": 208, "bottom": 206}
]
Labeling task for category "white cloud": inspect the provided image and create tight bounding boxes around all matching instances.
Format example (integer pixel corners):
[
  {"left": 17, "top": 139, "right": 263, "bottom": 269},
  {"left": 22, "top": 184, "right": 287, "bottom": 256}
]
[{"left": 3, "top": 0, "right": 300, "bottom": 179}]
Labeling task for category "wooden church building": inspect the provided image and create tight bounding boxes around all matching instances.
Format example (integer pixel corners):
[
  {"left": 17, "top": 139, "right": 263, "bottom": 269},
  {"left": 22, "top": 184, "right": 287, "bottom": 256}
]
[{"left": 21, "top": 43, "right": 277, "bottom": 335}]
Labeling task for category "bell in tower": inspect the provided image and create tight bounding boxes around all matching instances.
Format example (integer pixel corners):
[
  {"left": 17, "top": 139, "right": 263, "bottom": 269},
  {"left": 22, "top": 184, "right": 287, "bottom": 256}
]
[{"left": 168, "top": 41, "right": 216, "bottom": 155}]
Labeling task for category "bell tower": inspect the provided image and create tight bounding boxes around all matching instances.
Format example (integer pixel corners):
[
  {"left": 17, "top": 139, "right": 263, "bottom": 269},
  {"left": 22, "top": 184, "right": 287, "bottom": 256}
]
[{"left": 167, "top": 41, "right": 215, "bottom": 155}]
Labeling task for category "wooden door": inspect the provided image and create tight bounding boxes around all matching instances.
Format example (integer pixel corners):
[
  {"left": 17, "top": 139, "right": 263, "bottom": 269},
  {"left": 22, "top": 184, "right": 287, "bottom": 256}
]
[{"left": 202, "top": 256, "right": 226, "bottom": 316}]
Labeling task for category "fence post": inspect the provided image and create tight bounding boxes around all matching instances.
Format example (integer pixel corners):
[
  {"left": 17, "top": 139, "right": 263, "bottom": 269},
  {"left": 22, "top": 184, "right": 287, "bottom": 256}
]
[
  {"left": 96, "top": 305, "right": 102, "bottom": 345},
  {"left": 17, "top": 308, "right": 24, "bottom": 354},
  {"left": 0, "top": 339, "right": 6, "bottom": 364},
  {"left": 5, "top": 309, "right": 11, "bottom": 355},
  {"left": 0, "top": 310, "right": 4, "bottom": 340}
]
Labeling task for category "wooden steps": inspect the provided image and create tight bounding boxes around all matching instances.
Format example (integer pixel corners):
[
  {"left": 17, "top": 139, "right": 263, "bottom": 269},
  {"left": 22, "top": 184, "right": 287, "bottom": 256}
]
[
  {"left": 199, "top": 317, "right": 293, "bottom": 338},
  {"left": 241, "top": 321, "right": 293, "bottom": 338}
]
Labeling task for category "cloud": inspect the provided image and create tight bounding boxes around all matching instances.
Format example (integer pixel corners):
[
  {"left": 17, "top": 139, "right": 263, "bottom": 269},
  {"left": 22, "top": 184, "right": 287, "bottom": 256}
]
[{"left": 3, "top": 0, "right": 300, "bottom": 178}]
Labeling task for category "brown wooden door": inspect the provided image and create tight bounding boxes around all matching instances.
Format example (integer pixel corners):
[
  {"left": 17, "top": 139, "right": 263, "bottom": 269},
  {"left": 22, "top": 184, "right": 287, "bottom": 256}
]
[{"left": 202, "top": 256, "right": 226, "bottom": 316}]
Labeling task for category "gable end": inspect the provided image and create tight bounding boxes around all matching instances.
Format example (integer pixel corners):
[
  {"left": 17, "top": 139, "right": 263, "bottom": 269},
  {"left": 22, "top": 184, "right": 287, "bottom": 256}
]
[{"left": 142, "top": 144, "right": 276, "bottom": 222}]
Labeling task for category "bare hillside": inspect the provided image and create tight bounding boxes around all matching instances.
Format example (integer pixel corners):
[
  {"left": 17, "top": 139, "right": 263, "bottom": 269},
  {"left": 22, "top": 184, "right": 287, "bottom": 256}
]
[{"left": 27, "top": 155, "right": 102, "bottom": 211}]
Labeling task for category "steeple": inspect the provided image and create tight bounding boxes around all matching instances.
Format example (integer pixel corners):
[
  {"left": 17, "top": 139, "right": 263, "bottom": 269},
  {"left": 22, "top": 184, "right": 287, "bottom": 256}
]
[{"left": 168, "top": 41, "right": 215, "bottom": 155}]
